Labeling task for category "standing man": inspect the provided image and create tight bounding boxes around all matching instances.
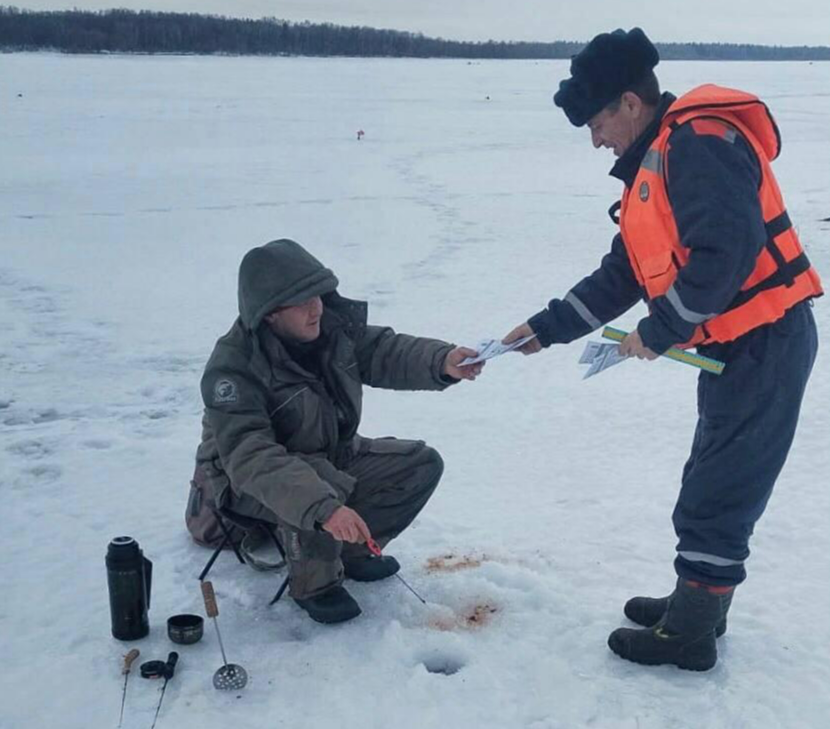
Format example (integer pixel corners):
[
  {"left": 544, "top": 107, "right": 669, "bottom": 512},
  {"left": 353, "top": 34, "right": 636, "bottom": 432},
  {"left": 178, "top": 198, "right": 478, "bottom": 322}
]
[
  {"left": 504, "top": 28, "right": 821, "bottom": 670},
  {"left": 190, "top": 239, "right": 482, "bottom": 624}
]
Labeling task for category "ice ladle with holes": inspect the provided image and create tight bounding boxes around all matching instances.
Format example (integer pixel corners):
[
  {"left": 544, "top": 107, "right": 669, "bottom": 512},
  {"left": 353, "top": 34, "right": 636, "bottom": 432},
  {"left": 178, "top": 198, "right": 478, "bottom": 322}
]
[{"left": 200, "top": 580, "right": 248, "bottom": 690}]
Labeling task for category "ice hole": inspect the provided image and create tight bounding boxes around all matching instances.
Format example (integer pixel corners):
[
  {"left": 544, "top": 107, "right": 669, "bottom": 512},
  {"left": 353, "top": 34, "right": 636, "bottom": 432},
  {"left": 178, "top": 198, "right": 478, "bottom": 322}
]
[{"left": 422, "top": 654, "right": 465, "bottom": 676}]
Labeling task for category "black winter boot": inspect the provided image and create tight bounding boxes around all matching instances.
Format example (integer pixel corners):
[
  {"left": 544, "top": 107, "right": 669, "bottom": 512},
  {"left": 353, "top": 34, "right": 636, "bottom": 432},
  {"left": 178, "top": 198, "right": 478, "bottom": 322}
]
[
  {"left": 295, "top": 585, "right": 361, "bottom": 624},
  {"left": 624, "top": 587, "right": 732, "bottom": 637},
  {"left": 608, "top": 579, "right": 735, "bottom": 671},
  {"left": 343, "top": 555, "right": 400, "bottom": 582}
]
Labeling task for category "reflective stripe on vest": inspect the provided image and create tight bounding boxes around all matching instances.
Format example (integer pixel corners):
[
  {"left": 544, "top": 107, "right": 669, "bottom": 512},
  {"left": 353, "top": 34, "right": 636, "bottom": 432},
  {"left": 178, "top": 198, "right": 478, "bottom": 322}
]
[{"left": 619, "top": 85, "right": 823, "bottom": 347}]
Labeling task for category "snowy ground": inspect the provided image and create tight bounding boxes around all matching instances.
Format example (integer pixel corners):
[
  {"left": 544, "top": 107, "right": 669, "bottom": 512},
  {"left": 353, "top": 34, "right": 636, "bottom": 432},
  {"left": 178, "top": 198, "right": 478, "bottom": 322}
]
[{"left": 1, "top": 54, "right": 828, "bottom": 729}]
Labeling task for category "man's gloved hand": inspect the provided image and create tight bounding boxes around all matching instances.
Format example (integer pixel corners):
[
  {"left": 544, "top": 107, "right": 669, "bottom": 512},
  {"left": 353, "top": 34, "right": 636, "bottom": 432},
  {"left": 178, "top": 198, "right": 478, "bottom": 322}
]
[
  {"left": 502, "top": 322, "right": 542, "bottom": 355},
  {"left": 322, "top": 505, "right": 373, "bottom": 544}
]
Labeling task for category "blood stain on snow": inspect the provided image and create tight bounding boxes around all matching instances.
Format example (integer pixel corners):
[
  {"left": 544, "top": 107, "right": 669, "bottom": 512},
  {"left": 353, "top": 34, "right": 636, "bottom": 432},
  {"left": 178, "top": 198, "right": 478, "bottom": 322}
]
[
  {"left": 425, "top": 553, "right": 488, "bottom": 573},
  {"left": 465, "top": 603, "right": 498, "bottom": 628},
  {"left": 427, "top": 603, "right": 499, "bottom": 632}
]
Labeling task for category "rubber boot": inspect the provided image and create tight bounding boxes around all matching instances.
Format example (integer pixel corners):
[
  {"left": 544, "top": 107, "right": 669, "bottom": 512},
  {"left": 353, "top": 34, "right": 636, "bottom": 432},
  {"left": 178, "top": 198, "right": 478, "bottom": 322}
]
[
  {"left": 294, "top": 585, "right": 361, "bottom": 624},
  {"left": 343, "top": 555, "right": 400, "bottom": 582},
  {"left": 624, "top": 587, "right": 732, "bottom": 637},
  {"left": 608, "top": 579, "right": 735, "bottom": 671}
]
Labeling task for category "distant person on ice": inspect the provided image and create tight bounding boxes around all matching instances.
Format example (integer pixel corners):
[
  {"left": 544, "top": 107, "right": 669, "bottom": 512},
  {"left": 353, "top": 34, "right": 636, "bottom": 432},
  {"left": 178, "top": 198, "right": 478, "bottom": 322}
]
[
  {"left": 188, "top": 239, "right": 482, "bottom": 624},
  {"left": 503, "top": 28, "right": 822, "bottom": 670}
]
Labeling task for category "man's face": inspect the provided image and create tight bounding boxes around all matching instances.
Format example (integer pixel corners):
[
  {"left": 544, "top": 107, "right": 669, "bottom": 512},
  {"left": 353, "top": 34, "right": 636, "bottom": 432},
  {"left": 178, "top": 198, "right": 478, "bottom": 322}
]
[
  {"left": 586, "top": 92, "right": 647, "bottom": 157},
  {"left": 265, "top": 296, "right": 324, "bottom": 343}
]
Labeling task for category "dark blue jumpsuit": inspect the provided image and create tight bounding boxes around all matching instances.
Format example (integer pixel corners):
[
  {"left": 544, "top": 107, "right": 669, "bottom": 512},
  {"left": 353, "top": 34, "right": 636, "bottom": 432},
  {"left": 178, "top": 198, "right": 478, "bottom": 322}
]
[{"left": 528, "top": 93, "right": 819, "bottom": 586}]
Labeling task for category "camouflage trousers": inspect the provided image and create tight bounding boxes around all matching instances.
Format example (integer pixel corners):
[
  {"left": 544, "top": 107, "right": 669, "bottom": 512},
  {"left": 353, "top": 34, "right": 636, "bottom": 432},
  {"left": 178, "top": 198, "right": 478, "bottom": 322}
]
[{"left": 231, "top": 438, "right": 443, "bottom": 599}]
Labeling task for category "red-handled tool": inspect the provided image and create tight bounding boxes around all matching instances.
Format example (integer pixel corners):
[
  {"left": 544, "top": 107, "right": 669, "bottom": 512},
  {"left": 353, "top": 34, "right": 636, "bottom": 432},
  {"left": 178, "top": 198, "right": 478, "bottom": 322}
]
[
  {"left": 366, "top": 538, "right": 382, "bottom": 557},
  {"left": 366, "top": 538, "right": 426, "bottom": 605}
]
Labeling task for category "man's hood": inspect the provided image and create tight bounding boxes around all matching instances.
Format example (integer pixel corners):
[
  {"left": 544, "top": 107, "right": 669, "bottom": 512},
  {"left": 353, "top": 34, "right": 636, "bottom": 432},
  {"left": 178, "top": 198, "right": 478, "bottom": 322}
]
[{"left": 237, "top": 239, "right": 339, "bottom": 331}]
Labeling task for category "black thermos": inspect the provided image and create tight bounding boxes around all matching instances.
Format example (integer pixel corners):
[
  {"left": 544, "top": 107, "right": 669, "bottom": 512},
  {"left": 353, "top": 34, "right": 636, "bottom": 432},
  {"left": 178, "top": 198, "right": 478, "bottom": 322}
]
[{"left": 106, "top": 536, "right": 153, "bottom": 640}]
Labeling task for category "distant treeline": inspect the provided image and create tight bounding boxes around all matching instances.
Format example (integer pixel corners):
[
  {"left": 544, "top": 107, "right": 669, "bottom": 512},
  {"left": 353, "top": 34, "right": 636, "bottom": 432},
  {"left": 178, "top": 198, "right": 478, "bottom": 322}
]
[{"left": 1, "top": 7, "right": 829, "bottom": 60}]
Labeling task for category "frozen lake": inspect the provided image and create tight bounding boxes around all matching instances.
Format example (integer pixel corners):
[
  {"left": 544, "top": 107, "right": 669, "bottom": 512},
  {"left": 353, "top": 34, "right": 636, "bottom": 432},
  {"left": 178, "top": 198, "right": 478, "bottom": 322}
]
[{"left": 1, "top": 53, "right": 829, "bottom": 729}]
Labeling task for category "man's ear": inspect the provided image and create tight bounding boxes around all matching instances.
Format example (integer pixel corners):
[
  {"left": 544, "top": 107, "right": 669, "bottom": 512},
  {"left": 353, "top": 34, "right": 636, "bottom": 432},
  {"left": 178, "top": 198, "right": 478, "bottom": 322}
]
[
  {"left": 621, "top": 91, "right": 644, "bottom": 119},
  {"left": 263, "top": 311, "right": 278, "bottom": 326}
]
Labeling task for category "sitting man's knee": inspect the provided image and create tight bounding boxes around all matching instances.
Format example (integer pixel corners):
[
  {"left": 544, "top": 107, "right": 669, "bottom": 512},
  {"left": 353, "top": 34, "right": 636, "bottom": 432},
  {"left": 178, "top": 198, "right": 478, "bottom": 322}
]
[{"left": 420, "top": 445, "right": 445, "bottom": 484}]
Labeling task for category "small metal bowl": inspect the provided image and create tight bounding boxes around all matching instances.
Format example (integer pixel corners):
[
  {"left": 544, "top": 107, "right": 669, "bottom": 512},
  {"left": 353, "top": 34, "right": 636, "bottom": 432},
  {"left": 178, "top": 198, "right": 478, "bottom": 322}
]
[{"left": 167, "top": 614, "right": 204, "bottom": 645}]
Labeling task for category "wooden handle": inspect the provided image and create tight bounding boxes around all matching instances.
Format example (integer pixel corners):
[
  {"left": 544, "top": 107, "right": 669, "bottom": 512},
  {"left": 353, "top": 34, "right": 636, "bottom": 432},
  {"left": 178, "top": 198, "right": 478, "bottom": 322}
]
[
  {"left": 122, "top": 648, "right": 140, "bottom": 674},
  {"left": 201, "top": 580, "right": 218, "bottom": 618}
]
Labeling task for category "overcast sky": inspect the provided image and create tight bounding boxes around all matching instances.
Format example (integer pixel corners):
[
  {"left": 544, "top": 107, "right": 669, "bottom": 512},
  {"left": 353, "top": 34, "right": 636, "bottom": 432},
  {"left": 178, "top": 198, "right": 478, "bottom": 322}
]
[{"left": 17, "top": 1, "right": 830, "bottom": 46}]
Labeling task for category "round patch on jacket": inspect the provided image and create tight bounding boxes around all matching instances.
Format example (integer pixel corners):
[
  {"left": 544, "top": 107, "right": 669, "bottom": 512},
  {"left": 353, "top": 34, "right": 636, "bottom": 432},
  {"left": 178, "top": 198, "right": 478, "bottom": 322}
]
[
  {"left": 213, "top": 378, "right": 238, "bottom": 404},
  {"left": 639, "top": 181, "right": 650, "bottom": 202}
]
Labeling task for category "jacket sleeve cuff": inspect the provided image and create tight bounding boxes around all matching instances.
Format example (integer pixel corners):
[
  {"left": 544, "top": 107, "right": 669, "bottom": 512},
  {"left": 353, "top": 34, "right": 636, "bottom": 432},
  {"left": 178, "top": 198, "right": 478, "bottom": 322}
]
[
  {"left": 637, "top": 315, "right": 679, "bottom": 355},
  {"left": 312, "top": 497, "right": 343, "bottom": 529},
  {"left": 528, "top": 311, "right": 554, "bottom": 348}
]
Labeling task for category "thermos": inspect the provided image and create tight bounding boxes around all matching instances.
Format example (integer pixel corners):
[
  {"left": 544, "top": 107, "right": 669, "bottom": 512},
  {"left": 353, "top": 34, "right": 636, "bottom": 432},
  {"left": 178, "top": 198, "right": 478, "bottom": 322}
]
[{"left": 106, "top": 536, "right": 153, "bottom": 640}]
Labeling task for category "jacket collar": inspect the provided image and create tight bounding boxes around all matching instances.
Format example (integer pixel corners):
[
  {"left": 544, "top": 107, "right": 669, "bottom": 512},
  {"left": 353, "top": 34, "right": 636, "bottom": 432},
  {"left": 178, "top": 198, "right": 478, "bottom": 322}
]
[
  {"left": 259, "top": 327, "right": 316, "bottom": 381},
  {"left": 609, "top": 92, "right": 676, "bottom": 188}
]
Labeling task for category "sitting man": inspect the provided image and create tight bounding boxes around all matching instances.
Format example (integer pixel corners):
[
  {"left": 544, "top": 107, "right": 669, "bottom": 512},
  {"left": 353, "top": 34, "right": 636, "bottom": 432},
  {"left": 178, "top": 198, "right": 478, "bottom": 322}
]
[{"left": 189, "top": 239, "right": 481, "bottom": 623}]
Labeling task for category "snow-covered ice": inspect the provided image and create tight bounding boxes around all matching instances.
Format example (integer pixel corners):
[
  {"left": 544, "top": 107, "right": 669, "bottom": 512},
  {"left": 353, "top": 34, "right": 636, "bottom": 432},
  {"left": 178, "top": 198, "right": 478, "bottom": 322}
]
[{"left": 1, "top": 54, "right": 829, "bottom": 729}]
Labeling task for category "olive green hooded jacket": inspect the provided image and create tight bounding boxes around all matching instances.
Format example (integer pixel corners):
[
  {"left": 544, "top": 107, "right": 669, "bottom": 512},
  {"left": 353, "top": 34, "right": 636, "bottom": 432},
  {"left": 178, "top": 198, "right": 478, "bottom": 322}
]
[{"left": 195, "top": 239, "right": 456, "bottom": 531}]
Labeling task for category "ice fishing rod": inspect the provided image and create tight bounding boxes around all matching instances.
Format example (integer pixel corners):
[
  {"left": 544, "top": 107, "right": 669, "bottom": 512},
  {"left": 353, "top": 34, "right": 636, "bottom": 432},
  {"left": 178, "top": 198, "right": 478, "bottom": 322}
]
[
  {"left": 602, "top": 326, "right": 726, "bottom": 375},
  {"left": 117, "top": 649, "right": 140, "bottom": 729},
  {"left": 367, "top": 538, "right": 427, "bottom": 605},
  {"left": 141, "top": 652, "right": 178, "bottom": 729}
]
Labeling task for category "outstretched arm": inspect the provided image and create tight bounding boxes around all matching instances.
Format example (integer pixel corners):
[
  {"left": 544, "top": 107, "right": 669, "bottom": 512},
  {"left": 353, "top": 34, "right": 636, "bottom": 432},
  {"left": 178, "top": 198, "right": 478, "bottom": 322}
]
[
  {"left": 354, "top": 326, "right": 481, "bottom": 389},
  {"left": 504, "top": 233, "right": 642, "bottom": 353}
]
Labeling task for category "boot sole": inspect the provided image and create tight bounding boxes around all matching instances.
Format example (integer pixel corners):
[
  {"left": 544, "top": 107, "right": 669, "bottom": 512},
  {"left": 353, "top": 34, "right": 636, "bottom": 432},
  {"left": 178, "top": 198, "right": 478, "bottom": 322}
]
[
  {"left": 608, "top": 633, "right": 717, "bottom": 672},
  {"left": 610, "top": 648, "right": 716, "bottom": 672}
]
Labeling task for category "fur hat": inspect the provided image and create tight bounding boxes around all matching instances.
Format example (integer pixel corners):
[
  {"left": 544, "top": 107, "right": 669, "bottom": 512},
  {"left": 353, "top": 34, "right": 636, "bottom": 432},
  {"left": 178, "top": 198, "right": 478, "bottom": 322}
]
[{"left": 554, "top": 27, "right": 659, "bottom": 127}]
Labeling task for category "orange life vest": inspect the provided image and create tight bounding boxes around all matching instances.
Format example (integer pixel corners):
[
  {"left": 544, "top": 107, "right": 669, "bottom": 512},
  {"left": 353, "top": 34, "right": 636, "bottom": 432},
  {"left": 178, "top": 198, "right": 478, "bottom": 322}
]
[{"left": 619, "top": 84, "right": 822, "bottom": 346}]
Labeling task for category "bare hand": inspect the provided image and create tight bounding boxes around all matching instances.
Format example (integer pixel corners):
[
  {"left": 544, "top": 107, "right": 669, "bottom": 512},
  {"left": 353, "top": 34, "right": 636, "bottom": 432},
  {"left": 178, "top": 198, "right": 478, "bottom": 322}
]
[
  {"left": 444, "top": 346, "right": 485, "bottom": 381},
  {"left": 619, "top": 330, "right": 659, "bottom": 360},
  {"left": 322, "top": 506, "right": 373, "bottom": 544},
  {"left": 502, "top": 322, "right": 542, "bottom": 355}
]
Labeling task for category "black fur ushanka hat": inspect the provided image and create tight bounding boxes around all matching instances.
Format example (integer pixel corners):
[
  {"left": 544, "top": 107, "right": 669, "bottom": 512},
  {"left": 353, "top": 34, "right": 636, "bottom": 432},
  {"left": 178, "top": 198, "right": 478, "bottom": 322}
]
[{"left": 554, "top": 27, "right": 659, "bottom": 127}]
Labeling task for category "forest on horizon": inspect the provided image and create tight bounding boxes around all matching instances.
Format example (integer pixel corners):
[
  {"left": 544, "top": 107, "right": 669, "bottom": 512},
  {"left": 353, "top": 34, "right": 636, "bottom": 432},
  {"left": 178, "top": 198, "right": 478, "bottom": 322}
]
[{"left": 2, "top": 7, "right": 829, "bottom": 60}]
